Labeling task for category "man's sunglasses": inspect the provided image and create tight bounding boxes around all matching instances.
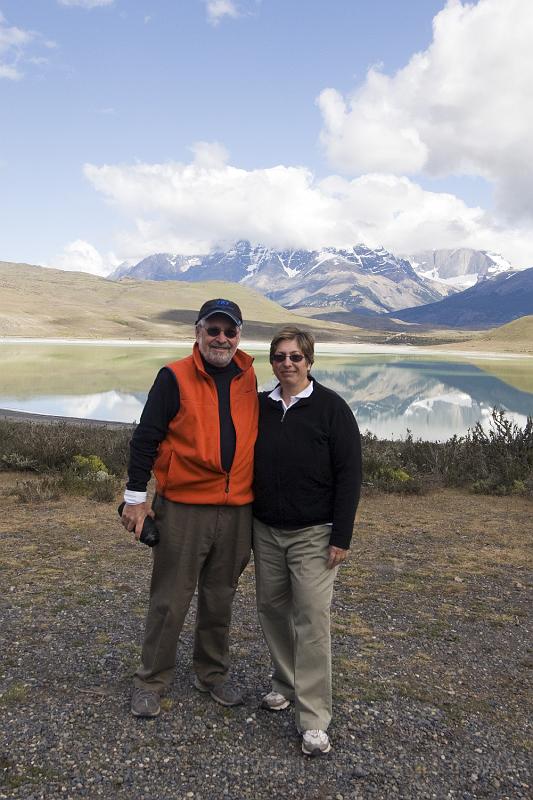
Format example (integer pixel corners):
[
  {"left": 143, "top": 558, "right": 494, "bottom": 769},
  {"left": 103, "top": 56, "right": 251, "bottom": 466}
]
[
  {"left": 205, "top": 325, "right": 239, "bottom": 339},
  {"left": 271, "top": 353, "right": 305, "bottom": 363}
]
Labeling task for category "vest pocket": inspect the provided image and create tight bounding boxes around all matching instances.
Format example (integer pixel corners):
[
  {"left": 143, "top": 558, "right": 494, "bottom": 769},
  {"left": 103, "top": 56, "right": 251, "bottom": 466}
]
[{"left": 154, "top": 447, "right": 173, "bottom": 494}]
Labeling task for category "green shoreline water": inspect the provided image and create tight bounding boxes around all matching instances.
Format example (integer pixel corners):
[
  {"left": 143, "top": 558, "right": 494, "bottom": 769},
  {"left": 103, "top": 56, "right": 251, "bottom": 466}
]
[
  {"left": 2, "top": 341, "right": 533, "bottom": 394},
  {"left": 1, "top": 343, "right": 532, "bottom": 442}
]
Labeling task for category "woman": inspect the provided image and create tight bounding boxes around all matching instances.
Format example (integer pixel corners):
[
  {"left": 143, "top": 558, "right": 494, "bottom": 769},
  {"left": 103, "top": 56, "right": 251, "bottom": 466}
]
[{"left": 253, "top": 326, "right": 362, "bottom": 756}]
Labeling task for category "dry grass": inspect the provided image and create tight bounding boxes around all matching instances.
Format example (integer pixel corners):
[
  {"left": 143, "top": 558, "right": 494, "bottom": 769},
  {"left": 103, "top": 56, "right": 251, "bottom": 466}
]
[
  {"left": 435, "top": 315, "right": 533, "bottom": 356},
  {"left": 0, "top": 261, "right": 361, "bottom": 342}
]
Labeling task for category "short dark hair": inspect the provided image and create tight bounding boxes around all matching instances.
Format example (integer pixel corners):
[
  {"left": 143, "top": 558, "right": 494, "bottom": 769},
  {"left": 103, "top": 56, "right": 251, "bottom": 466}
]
[{"left": 269, "top": 326, "right": 315, "bottom": 366}]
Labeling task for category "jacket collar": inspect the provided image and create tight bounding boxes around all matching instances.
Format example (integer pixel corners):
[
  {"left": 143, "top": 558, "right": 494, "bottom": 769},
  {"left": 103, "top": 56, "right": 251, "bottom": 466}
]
[{"left": 268, "top": 376, "right": 317, "bottom": 407}]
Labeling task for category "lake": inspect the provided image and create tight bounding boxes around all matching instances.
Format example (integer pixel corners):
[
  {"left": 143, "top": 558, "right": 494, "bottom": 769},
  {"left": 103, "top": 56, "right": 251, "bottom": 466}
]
[{"left": 1, "top": 342, "right": 532, "bottom": 440}]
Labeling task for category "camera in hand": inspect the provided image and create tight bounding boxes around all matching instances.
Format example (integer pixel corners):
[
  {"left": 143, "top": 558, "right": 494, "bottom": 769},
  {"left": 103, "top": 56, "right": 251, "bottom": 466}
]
[{"left": 118, "top": 502, "right": 160, "bottom": 547}]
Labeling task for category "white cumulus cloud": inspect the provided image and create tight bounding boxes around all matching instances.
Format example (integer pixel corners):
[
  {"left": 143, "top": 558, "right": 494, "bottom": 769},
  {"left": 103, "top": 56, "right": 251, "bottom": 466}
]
[
  {"left": 190, "top": 140, "right": 230, "bottom": 169},
  {"left": 205, "top": 1, "right": 240, "bottom": 25},
  {"left": 49, "top": 240, "right": 119, "bottom": 277},
  {"left": 0, "top": 11, "right": 35, "bottom": 80},
  {"left": 83, "top": 153, "right": 533, "bottom": 268},
  {"left": 317, "top": 0, "right": 533, "bottom": 222}
]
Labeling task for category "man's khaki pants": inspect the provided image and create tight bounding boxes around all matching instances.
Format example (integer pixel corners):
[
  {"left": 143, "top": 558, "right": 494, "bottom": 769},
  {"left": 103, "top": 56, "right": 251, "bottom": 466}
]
[
  {"left": 134, "top": 495, "right": 252, "bottom": 694},
  {"left": 253, "top": 519, "right": 338, "bottom": 732}
]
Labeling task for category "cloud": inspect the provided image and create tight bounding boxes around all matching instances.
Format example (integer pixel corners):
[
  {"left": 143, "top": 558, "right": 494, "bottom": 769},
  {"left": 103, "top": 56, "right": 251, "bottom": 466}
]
[
  {"left": 83, "top": 152, "right": 533, "bottom": 269},
  {"left": 49, "top": 239, "right": 119, "bottom": 277},
  {"left": 0, "top": 11, "right": 35, "bottom": 79},
  {"left": 205, "top": 1, "right": 240, "bottom": 25},
  {"left": 317, "top": 0, "right": 533, "bottom": 222},
  {"left": 190, "top": 140, "right": 230, "bottom": 169},
  {"left": 0, "top": 63, "right": 20, "bottom": 79},
  {"left": 58, "top": 0, "right": 114, "bottom": 7}
]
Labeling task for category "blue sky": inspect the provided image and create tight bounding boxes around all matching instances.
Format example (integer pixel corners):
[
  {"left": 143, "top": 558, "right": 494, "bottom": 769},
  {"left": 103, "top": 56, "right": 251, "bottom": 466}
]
[{"left": 1, "top": 0, "right": 532, "bottom": 274}]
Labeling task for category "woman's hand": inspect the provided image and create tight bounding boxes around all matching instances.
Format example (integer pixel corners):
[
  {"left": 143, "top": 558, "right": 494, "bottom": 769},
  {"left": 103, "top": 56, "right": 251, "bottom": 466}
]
[{"left": 327, "top": 545, "right": 349, "bottom": 569}]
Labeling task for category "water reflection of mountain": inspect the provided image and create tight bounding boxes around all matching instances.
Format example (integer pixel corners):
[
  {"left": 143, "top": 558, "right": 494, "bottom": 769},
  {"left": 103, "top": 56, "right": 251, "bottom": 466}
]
[
  {"left": 2, "top": 355, "right": 532, "bottom": 440},
  {"left": 312, "top": 361, "right": 533, "bottom": 440}
]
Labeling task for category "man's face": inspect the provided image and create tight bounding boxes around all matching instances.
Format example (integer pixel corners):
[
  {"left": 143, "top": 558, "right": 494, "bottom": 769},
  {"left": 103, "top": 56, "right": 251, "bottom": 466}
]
[{"left": 196, "top": 314, "right": 241, "bottom": 367}]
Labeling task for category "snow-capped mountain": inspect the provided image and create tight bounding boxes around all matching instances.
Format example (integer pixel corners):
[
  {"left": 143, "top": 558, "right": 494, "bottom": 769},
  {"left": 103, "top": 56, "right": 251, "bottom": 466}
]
[
  {"left": 111, "top": 241, "right": 453, "bottom": 314},
  {"left": 405, "top": 248, "right": 514, "bottom": 291}
]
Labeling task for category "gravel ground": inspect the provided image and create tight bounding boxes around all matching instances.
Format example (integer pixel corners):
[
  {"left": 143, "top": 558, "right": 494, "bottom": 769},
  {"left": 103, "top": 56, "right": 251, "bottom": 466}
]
[{"left": 0, "top": 480, "right": 531, "bottom": 800}]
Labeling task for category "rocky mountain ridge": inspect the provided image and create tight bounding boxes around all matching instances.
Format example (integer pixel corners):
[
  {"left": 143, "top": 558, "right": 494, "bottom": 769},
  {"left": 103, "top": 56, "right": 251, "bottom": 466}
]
[
  {"left": 111, "top": 241, "right": 454, "bottom": 314},
  {"left": 405, "top": 248, "right": 514, "bottom": 291}
]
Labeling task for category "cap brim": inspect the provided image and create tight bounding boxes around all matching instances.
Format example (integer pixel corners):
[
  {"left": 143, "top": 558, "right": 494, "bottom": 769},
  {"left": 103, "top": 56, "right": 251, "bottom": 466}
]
[{"left": 197, "top": 310, "right": 242, "bottom": 326}]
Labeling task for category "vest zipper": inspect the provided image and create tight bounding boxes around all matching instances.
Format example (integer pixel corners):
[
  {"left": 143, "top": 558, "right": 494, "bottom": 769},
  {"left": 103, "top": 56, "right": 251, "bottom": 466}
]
[{"left": 225, "top": 473, "right": 230, "bottom": 493}]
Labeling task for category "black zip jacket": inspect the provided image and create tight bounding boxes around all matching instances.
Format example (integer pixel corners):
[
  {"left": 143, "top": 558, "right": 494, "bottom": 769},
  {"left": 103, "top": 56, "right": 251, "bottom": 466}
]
[{"left": 253, "top": 378, "right": 362, "bottom": 549}]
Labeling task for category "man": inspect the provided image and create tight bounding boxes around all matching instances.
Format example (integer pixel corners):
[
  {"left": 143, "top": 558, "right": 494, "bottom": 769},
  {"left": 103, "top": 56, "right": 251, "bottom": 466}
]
[{"left": 120, "top": 299, "right": 258, "bottom": 718}]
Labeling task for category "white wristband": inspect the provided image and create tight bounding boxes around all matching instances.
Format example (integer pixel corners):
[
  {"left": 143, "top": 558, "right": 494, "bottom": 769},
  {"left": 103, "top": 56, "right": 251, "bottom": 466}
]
[{"left": 124, "top": 489, "right": 147, "bottom": 505}]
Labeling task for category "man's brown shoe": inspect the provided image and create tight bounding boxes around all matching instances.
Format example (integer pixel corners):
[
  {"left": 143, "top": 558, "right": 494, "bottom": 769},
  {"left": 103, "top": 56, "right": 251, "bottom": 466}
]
[
  {"left": 131, "top": 687, "right": 160, "bottom": 717},
  {"left": 193, "top": 676, "right": 244, "bottom": 707}
]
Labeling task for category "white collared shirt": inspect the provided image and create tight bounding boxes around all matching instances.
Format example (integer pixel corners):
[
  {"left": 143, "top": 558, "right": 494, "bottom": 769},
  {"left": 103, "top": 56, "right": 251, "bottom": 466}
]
[{"left": 268, "top": 381, "right": 314, "bottom": 413}]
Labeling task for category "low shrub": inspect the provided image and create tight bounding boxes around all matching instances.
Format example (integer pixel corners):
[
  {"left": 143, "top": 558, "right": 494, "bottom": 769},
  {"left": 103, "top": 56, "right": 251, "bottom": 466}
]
[
  {"left": 10, "top": 477, "right": 61, "bottom": 503},
  {"left": 0, "top": 420, "right": 131, "bottom": 476},
  {"left": 58, "top": 453, "right": 120, "bottom": 501},
  {"left": 88, "top": 478, "right": 120, "bottom": 502},
  {"left": 361, "top": 409, "right": 532, "bottom": 496},
  {"left": 1, "top": 453, "right": 39, "bottom": 471},
  {"left": 1, "top": 410, "right": 531, "bottom": 498},
  {"left": 71, "top": 454, "right": 109, "bottom": 476}
]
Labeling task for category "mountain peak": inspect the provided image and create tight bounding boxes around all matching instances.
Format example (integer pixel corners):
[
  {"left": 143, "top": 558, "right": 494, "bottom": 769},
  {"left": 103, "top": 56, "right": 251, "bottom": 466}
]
[
  {"left": 406, "top": 248, "right": 514, "bottom": 291},
  {"left": 112, "top": 241, "right": 455, "bottom": 314}
]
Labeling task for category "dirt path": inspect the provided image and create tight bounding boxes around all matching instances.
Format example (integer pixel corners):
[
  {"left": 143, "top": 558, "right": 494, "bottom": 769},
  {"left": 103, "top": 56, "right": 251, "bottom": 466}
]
[{"left": 0, "top": 479, "right": 531, "bottom": 799}]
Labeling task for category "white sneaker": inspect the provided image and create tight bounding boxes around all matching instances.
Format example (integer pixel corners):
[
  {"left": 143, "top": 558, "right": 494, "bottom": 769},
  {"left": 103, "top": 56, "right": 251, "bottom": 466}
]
[
  {"left": 260, "top": 691, "right": 290, "bottom": 711},
  {"left": 301, "top": 729, "right": 331, "bottom": 756}
]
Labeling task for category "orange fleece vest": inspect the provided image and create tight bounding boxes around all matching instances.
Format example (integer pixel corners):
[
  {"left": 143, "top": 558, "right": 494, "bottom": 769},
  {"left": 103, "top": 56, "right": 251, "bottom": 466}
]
[{"left": 153, "top": 344, "right": 258, "bottom": 506}]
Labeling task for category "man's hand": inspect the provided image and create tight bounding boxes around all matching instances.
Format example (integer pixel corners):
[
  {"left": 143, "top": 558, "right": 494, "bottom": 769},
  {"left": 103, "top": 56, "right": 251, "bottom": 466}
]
[
  {"left": 327, "top": 545, "right": 349, "bottom": 569},
  {"left": 120, "top": 502, "right": 154, "bottom": 541}
]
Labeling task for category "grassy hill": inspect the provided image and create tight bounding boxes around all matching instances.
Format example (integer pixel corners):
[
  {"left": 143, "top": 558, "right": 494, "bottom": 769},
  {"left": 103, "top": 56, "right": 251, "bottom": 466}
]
[
  {"left": 2, "top": 260, "right": 532, "bottom": 353},
  {"left": 477, "top": 315, "right": 533, "bottom": 348},
  {"left": 436, "top": 315, "right": 533, "bottom": 357},
  {"left": 0, "top": 261, "right": 362, "bottom": 342}
]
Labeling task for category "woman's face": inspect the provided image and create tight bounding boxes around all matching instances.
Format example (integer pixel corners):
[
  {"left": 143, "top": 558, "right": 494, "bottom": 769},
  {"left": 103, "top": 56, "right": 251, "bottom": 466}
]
[{"left": 271, "top": 338, "right": 311, "bottom": 393}]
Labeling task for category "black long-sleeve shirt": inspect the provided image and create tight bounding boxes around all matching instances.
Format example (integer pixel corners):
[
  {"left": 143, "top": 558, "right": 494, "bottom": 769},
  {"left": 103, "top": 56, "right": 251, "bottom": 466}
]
[
  {"left": 127, "top": 357, "right": 240, "bottom": 492},
  {"left": 253, "top": 378, "right": 362, "bottom": 549}
]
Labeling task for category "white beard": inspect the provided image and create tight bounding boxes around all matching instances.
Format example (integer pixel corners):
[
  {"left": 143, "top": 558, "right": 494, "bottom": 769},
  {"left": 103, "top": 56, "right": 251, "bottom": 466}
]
[{"left": 204, "top": 346, "right": 234, "bottom": 367}]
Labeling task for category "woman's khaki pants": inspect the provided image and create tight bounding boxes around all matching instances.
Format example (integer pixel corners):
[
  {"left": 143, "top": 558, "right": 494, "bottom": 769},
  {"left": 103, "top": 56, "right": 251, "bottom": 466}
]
[{"left": 253, "top": 518, "right": 338, "bottom": 732}]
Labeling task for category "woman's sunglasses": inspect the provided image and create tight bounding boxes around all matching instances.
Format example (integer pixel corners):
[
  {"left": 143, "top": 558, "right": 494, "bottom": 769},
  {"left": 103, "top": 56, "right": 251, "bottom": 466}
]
[
  {"left": 205, "top": 325, "right": 239, "bottom": 339},
  {"left": 271, "top": 353, "right": 305, "bottom": 363}
]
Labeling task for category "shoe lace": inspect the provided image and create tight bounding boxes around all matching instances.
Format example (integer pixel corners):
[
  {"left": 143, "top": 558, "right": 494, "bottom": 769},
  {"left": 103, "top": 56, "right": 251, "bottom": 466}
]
[{"left": 136, "top": 688, "right": 156, "bottom": 701}]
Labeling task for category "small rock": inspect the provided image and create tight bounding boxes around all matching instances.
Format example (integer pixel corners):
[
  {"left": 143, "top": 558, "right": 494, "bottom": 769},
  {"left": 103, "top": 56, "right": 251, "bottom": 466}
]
[{"left": 353, "top": 765, "right": 368, "bottom": 779}]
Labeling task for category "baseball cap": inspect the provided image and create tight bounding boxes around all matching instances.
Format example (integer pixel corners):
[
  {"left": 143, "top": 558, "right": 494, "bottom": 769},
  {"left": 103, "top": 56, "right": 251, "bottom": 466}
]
[{"left": 196, "top": 299, "right": 243, "bottom": 326}]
